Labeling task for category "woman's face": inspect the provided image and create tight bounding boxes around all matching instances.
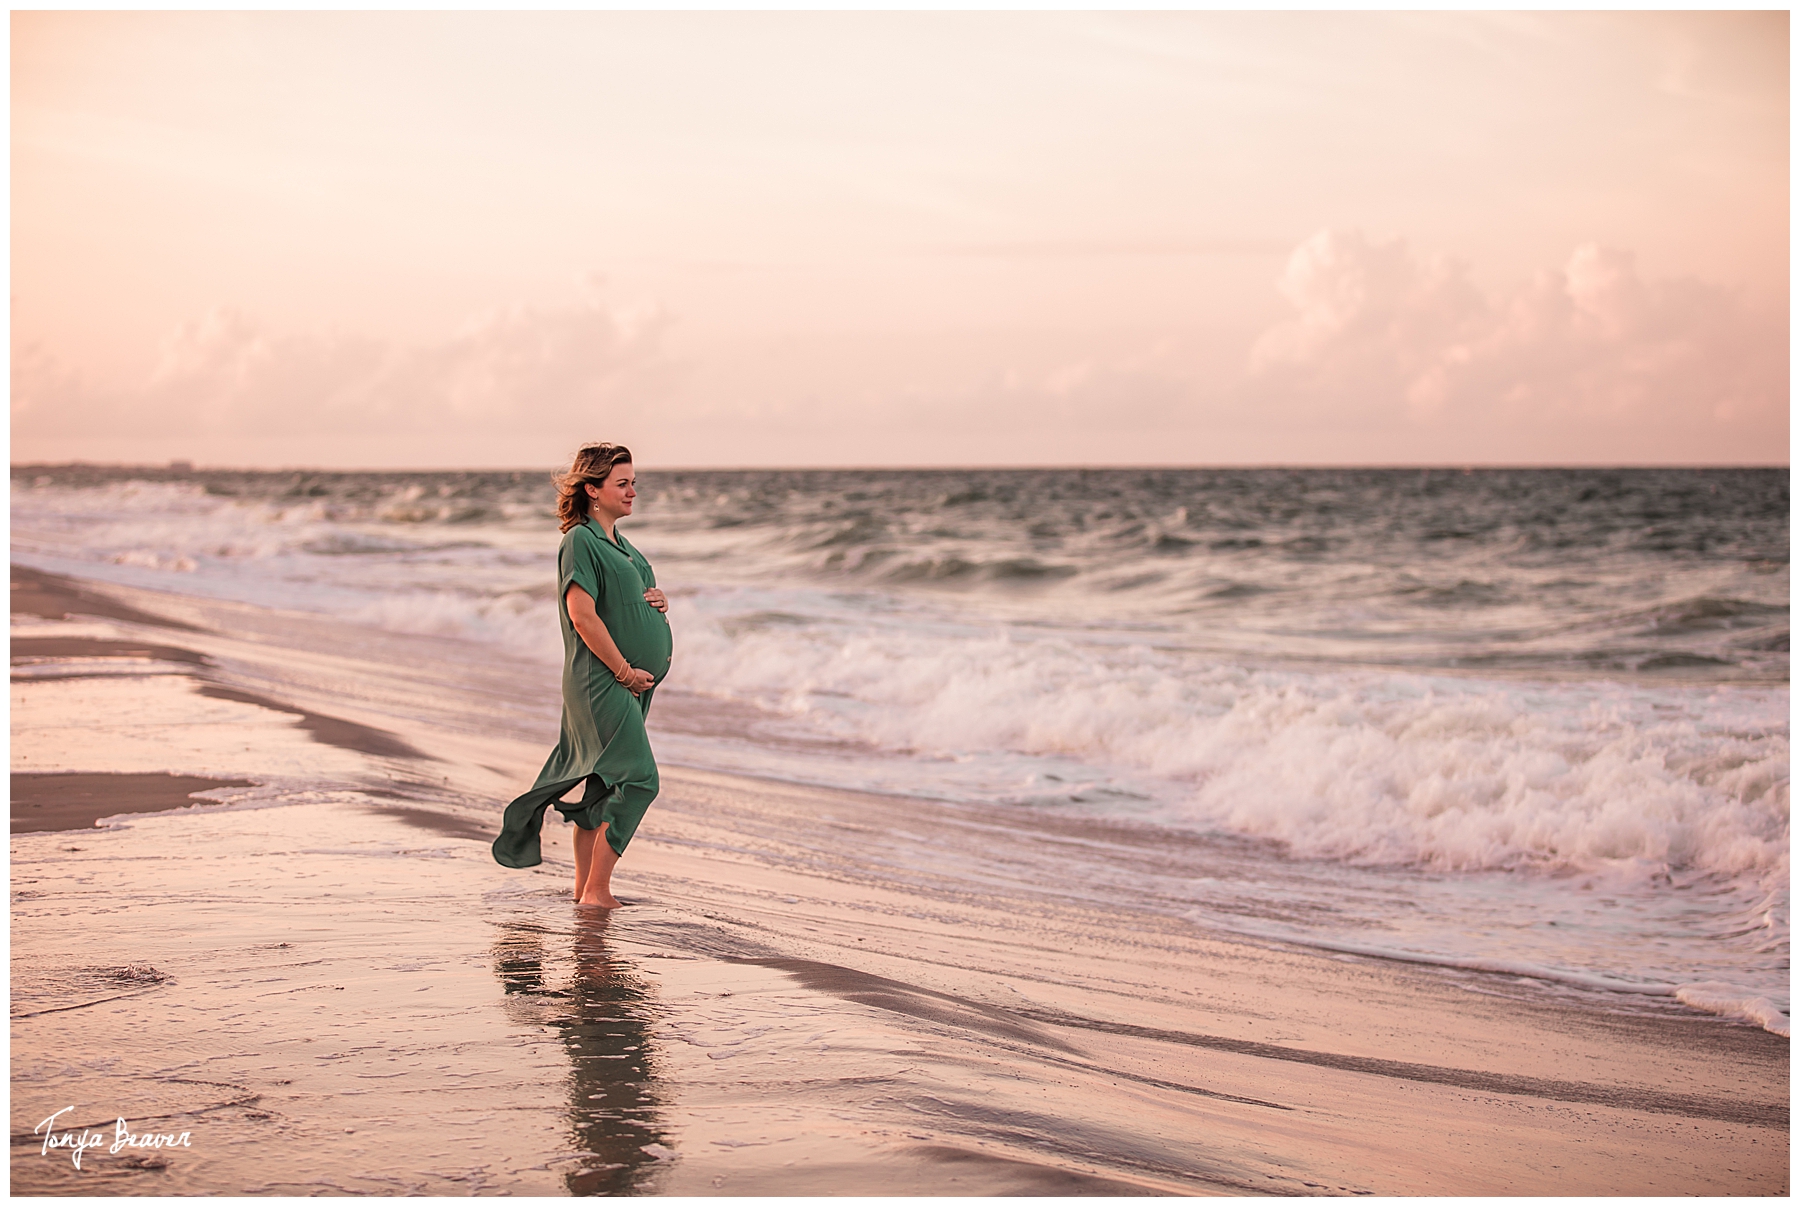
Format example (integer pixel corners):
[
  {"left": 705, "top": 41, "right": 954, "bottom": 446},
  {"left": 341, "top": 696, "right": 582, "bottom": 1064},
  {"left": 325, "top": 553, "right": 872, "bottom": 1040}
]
[{"left": 586, "top": 462, "right": 636, "bottom": 520}]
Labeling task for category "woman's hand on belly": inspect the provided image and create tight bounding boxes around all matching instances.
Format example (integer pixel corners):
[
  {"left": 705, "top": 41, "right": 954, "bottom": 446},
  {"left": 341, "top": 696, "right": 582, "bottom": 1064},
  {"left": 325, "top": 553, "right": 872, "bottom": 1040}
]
[{"left": 643, "top": 588, "right": 667, "bottom": 613}]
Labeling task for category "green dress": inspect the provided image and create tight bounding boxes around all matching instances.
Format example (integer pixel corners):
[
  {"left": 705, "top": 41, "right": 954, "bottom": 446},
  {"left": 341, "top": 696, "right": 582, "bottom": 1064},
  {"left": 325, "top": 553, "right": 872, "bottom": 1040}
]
[{"left": 492, "top": 519, "right": 672, "bottom": 866}]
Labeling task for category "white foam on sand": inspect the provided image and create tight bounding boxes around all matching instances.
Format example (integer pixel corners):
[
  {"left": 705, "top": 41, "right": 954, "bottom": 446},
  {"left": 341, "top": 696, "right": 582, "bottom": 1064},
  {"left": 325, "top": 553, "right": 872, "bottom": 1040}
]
[{"left": 1674, "top": 983, "right": 1792, "bottom": 1037}]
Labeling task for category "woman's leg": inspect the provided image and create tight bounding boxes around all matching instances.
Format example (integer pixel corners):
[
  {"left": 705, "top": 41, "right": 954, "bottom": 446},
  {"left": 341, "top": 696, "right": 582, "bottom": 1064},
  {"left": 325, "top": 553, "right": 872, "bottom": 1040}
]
[
  {"left": 567, "top": 776, "right": 602, "bottom": 897},
  {"left": 572, "top": 824, "right": 597, "bottom": 899},
  {"left": 577, "top": 823, "right": 622, "bottom": 908}
]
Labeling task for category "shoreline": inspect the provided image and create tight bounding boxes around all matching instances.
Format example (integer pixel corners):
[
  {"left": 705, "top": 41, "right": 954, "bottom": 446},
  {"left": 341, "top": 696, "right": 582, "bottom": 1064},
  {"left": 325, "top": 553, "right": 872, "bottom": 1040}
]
[{"left": 10, "top": 565, "right": 1789, "bottom": 1194}]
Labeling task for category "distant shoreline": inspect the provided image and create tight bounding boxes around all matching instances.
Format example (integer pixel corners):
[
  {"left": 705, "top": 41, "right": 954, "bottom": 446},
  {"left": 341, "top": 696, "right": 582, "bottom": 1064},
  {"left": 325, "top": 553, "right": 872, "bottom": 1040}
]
[{"left": 12, "top": 461, "right": 1790, "bottom": 475}]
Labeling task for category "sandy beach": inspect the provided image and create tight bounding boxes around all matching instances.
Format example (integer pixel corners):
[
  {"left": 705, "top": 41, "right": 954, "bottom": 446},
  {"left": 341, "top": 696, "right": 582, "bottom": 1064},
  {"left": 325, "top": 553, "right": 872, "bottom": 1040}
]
[
  {"left": 14, "top": 10, "right": 1789, "bottom": 1194},
  {"left": 11, "top": 564, "right": 1788, "bottom": 1195}
]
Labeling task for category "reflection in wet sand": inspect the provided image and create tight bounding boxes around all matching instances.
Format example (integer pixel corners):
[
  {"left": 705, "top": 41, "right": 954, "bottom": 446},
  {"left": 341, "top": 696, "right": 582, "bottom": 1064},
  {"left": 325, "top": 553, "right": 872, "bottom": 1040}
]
[{"left": 493, "top": 914, "right": 668, "bottom": 1194}]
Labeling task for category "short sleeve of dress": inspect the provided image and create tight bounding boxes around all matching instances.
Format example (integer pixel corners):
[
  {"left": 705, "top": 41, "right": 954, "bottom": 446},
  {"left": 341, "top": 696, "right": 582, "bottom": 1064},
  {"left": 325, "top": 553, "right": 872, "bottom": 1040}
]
[{"left": 560, "top": 526, "right": 605, "bottom": 608}]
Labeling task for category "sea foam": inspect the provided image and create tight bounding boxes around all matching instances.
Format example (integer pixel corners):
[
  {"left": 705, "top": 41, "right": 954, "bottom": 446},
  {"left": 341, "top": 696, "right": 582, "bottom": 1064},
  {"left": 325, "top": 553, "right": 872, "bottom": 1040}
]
[{"left": 669, "top": 594, "right": 1789, "bottom": 884}]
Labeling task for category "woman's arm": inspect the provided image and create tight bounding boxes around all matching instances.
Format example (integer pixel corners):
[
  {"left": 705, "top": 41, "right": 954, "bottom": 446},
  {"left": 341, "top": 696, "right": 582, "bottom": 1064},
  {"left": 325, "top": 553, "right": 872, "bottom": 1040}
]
[{"left": 566, "top": 584, "right": 656, "bottom": 695}]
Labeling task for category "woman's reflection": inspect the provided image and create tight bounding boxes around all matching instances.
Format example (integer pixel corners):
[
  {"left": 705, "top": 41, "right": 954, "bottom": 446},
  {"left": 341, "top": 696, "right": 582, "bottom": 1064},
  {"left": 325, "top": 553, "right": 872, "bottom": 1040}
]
[{"left": 493, "top": 912, "right": 668, "bottom": 1194}]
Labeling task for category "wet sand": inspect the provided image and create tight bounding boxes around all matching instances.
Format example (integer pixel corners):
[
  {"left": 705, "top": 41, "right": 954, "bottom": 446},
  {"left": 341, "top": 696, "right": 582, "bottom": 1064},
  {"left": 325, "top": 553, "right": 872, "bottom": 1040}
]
[
  {"left": 12, "top": 564, "right": 202, "bottom": 631},
  {"left": 13, "top": 628, "right": 430, "bottom": 762},
  {"left": 11, "top": 771, "right": 257, "bottom": 833},
  {"left": 11, "top": 566, "right": 1789, "bottom": 1195}
]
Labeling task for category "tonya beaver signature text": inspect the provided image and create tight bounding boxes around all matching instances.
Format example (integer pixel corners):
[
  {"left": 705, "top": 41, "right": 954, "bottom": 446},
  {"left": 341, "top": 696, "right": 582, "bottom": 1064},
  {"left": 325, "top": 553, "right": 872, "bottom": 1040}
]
[{"left": 35, "top": 1106, "right": 192, "bottom": 1170}]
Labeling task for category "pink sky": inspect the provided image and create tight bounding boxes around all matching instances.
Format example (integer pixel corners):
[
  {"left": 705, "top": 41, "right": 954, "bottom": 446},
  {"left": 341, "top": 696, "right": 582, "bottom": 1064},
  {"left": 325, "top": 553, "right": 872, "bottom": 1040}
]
[{"left": 11, "top": 12, "right": 1788, "bottom": 468}]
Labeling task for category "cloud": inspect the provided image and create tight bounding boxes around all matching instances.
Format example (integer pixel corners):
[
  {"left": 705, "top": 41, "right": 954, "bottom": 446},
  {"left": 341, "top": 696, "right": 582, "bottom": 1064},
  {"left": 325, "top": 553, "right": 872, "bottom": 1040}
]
[
  {"left": 11, "top": 235, "right": 1784, "bottom": 469},
  {"left": 13, "top": 283, "right": 674, "bottom": 464},
  {"left": 1247, "top": 229, "right": 1786, "bottom": 436}
]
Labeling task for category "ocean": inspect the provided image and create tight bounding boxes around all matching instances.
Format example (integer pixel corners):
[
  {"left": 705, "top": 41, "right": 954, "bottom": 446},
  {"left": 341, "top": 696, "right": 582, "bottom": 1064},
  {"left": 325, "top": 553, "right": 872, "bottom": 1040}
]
[{"left": 11, "top": 463, "right": 1789, "bottom": 1033}]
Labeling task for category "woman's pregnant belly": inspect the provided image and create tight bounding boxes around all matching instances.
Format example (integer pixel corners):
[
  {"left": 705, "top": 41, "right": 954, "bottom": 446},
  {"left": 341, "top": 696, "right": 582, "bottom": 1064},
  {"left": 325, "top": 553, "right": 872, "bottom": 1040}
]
[{"left": 610, "top": 602, "right": 673, "bottom": 681}]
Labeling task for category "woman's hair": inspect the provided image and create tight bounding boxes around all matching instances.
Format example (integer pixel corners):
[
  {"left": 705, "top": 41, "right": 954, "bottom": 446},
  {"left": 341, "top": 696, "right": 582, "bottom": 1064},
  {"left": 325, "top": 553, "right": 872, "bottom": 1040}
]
[{"left": 554, "top": 443, "right": 634, "bottom": 533}]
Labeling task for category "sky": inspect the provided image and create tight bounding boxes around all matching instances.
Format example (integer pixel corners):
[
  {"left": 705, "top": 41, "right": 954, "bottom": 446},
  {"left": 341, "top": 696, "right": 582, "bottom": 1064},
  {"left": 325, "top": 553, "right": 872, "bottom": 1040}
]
[{"left": 11, "top": 11, "right": 1790, "bottom": 469}]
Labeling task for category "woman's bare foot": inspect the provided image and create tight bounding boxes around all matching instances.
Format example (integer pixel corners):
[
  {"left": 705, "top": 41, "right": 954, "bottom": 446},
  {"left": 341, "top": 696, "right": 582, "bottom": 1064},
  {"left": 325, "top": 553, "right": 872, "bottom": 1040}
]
[{"left": 576, "top": 823, "right": 622, "bottom": 907}]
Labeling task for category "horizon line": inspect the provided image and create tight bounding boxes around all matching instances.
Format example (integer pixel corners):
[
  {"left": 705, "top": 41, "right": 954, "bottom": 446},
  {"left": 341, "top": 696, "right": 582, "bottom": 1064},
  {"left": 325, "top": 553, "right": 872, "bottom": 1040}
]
[{"left": 10, "top": 460, "right": 1792, "bottom": 474}]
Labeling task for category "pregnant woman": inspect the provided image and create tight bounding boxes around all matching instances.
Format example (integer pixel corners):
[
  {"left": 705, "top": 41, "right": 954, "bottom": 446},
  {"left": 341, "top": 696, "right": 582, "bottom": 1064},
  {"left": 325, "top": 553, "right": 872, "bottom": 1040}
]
[{"left": 492, "top": 443, "right": 672, "bottom": 907}]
